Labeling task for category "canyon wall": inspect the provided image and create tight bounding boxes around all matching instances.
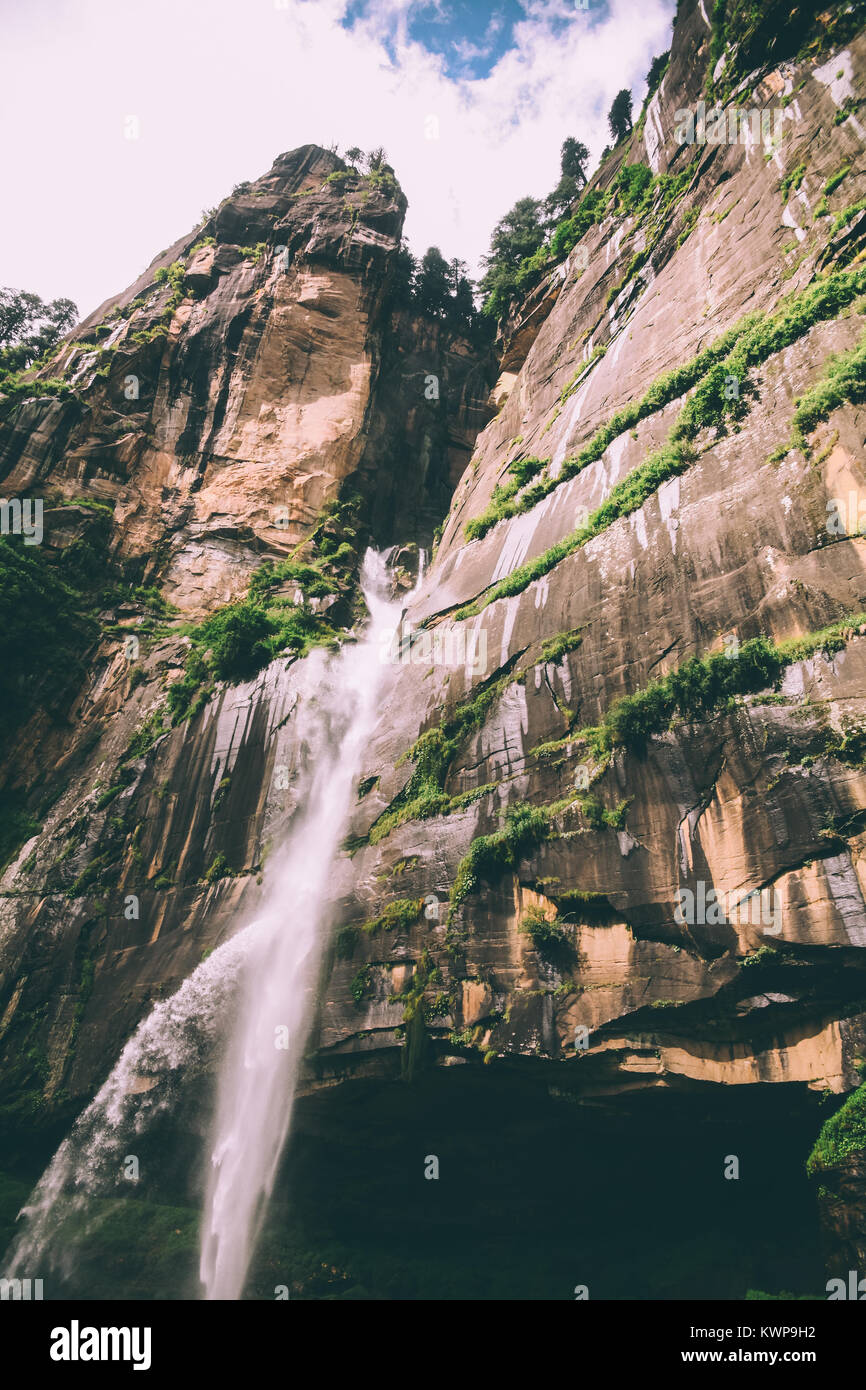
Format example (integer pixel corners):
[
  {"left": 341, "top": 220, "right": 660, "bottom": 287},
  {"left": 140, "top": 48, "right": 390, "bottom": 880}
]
[{"left": 1, "top": 0, "right": 865, "bottom": 1289}]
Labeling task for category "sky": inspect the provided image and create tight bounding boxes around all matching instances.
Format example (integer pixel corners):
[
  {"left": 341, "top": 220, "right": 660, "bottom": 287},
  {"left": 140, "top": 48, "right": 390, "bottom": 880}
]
[{"left": 0, "top": 0, "right": 675, "bottom": 321}]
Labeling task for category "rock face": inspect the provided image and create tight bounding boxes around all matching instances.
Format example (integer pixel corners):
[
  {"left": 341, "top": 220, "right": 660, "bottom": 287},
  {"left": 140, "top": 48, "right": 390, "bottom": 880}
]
[{"left": 1, "top": 0, "right": 866, "bottom": 1296}]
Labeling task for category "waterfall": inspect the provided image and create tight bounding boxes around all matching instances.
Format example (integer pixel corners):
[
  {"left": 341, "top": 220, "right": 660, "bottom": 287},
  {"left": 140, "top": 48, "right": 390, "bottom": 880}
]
[
  {"left": 3, "top": 925, "right": 254, "bottom": 1284},
  {"left": 199, "top": 547, "right": 402, "bottom": 1298},
  {"left": 3, "top": 550, "right": 404, "bottom": 1298}
]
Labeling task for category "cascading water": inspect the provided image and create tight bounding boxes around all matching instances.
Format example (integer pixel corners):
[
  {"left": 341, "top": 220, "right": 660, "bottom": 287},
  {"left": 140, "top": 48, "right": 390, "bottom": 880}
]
[
  {"left": 199, "top": 547, "right": 405, "bottom": 1298},
  {"left": 3, "top": 549, "right": 410, "bottom": 1297}
]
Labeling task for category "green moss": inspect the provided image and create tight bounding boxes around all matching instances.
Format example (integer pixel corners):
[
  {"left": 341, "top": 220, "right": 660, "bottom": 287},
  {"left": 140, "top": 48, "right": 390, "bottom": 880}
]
[
  {"left": 676, "top": 207, "right": 700, "bottom": 247},
  {"left": 368, "top": 663, "right": 523, "bottom": 845},
  {"left": 539, "top": 629, "right": 583, "bottom": 663},
  {"left": 834, "top": 96, "right": 861, "bottom": 126},
  {"left": 398, "top": 948, "right": 435, "bottom": 1082},
  {"left": 741, "top": 945, "right": 779, "bottom": 969},
  {"left": 168, "top": 499, "right": 360, "bottom": 721},
  {"left": 448, "top": 802, "right": 550, "bottom": 924},
  {"left": 238, "top": 242, "right": 267, "bottom": 264},
  {"left": 350, "top": 964, "right": 373, "bottom": 1008},
  {"left": 831, "top": 197, "right": 866, "bottom": 235},
  {"left": 335, "top": 925, "right": 359, "bottom": 959},
  {"left": 606, "top": 249, "right": 649, "bottom": 308},
  {"left": 807, "top": 1083, "right": 866, "bottom": 1175},
  {"left": 790, "top": 327, "right": 866, "bottom": 442},
  {"left": 464, "top": 457, "right": 548, "bottom": 541},
  {"left": 123, "top": 709, "right": 167, "bottom": 761},
  {"left": 360, "top": 897, "right": 423, "bottom": 936},
  {"left": 203, "top": 852, "right": 232, "bottom": 883},
  {"left": 823, "top": 165, "right": 851, "bottom": 197},
  {"left": 779, "top": 164, "right": 806, "bottom": 202},
  {"left": 455, "top": 266, "right": 866, "bottom": 614}
]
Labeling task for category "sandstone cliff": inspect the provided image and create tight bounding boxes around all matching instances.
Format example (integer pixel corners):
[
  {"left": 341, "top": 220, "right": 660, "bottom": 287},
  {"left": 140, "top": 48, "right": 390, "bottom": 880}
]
[{"left": 1, "top": 0, "right": 866, "bottom": 1298}]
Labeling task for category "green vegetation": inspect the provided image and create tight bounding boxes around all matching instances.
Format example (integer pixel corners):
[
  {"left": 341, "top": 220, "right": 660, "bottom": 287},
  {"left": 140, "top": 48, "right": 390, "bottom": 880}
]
[
  {"left": 540, "top": 629, "right": 583, "bottom": 664},
  {"left": 708, "top": 0, "right": 728, "bottom": 70},
  {"left": 790, "top": 326, "right": 866, "bottom": 443},
  {"left": 519, "top": 905, "right": 571, "bottom": 959},
  {"left": 367, "top": 662, "right": 524, "bottom": 845},
  {"left": 359, "top": 897, "right": 423, "bottom": 936},
  {"left": 807, "top": 1083, "right": 866, "bottom": 1175},
  {"left": 479, "top": 196, "right": 547, "bottom": 321},
  {"left": 238, "top": 242, "right": 267, "bottom": 264},
  {"left": 0, "top": 527, "right": 105, "bottom": 741},
  {"left": 398, "top": 949, "right": 436, "bottom": 1082},
  {"left": 834, "top": 96, "right": 862, "bottom": 126},
  {"left": 440, "top": 604, "right": 866, "bottom": 927},
  {"left": 549, "top": 188, "right": 607, "bottom": 260},
  {"left": 823, "top": 165, "right": 851, "bottom": 197},
  {"left": 168, "top": 497, "right": 361, "bottom": 722},
  {"left": 350, "top": 964, "right": 373, "bottom": 1008},
  {"left": 577, "top": 794, "right": 632, "bottom": 829},
  {"left": 0, "top": 286, "right": 77, "bottom": 374},
  {"left": 448, "top": 802, "right": 549, "bottom": 924},
  {"left": 831, "top": 197, "right": 866, "bottom": 236},
  {"left": 676, "top": 207, "right": 700, "bottom": 247},
  {"left": 203, "top": 852, "right": 232, "bottom": 883},
  {"left": 456, "top": 266, "right": 866, "bottom": 608},
  {"left": 550, "top": 613, "right": 866, "bottom": 762},
  {"left": 607, "top": 88, "right": 634, "bottom": 146},
  {"left": 779, "top": 164, "right": 806, "bottom": 202},
  {"left": 152, "top": 260, "right": 188, "bottom": 314},
  {"left": 464, "top": 456, "right": 548, "bottom": 540}
]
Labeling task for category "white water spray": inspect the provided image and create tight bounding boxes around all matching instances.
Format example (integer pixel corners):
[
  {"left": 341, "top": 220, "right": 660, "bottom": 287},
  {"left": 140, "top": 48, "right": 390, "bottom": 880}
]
[
  {"left": 3, "top": 926, "right": 254, "bottom": 1282},
  {"left": 199, "top": 549, "right": 404, "bottom": 1299}
]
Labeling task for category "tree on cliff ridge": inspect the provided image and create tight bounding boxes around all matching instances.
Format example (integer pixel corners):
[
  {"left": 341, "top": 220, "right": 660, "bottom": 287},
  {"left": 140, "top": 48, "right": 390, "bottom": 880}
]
[
  {"left": 0, "top": 287, "right": 78, "bottom": 372},
  {"left": 607, "top": 88, "right": 634, "bottom": 145},
  {"left": 478, "top": 196, "right": 544, "bottom": 319},
  {"left": 560, "top": 137, "right": 590, "bottom": 185}
]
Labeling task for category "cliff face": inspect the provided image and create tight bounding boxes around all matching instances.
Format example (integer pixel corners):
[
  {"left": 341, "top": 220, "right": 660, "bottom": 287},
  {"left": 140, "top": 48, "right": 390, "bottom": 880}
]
[
  {"left": 1, "top": 0, "right": 866, "bottom": 1297},
  {"left": 0, "top": 145, "right": 494, "bottom": 1136},
  {"left": 332, "top": 3, "right": 866, "bottom": 1081}
]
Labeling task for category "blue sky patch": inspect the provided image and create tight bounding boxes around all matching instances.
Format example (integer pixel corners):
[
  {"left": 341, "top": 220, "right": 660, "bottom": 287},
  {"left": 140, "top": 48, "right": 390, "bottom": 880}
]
[{"left": 341, "top": 0, "right": 603, "bottom": 80}]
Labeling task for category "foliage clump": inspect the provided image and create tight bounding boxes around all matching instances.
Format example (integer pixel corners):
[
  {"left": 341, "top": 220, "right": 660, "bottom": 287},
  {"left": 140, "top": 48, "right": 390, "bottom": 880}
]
[{"left": 807, "top": 1083, "right": 866, "bottom": 1175}]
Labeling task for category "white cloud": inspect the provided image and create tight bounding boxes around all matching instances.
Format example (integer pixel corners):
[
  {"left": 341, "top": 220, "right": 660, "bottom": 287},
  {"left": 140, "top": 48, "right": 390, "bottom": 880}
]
[{"left": 0, "top": 0, "right": 674, "bottom": 319}]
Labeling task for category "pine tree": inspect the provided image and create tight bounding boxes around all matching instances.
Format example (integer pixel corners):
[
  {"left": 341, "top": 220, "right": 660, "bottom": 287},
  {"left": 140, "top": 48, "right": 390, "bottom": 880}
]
[{"left": 607, "top": 88, "right": 634, "bottom": 145}]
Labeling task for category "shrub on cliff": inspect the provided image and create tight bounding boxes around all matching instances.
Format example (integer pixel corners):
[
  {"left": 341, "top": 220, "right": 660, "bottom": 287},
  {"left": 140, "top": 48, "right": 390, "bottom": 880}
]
[
  {"left": 519, "top": 905, "right": 571, "bottom": 959},
  {"left": 196, "top": 601, "right": 275, "bottom": 681},
  {"left": 807, "top": 1083, "right": 866, "bottom": 1175},
  {"left": 0, "top": 533, "right": 100, "bottom": 739}
]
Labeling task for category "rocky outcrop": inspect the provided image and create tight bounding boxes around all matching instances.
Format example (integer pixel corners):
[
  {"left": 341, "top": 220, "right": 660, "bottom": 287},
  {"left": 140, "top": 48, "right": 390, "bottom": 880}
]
[{"left": 0, "top": 145, "right": 494, "bottom": 1147}]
